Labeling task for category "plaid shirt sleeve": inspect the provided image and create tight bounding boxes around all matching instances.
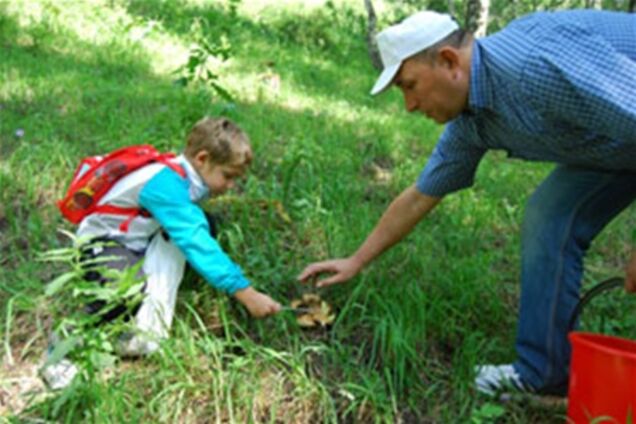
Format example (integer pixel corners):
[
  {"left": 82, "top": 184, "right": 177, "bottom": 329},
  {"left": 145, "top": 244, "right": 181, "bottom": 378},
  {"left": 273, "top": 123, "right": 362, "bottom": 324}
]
[
  {"left": 416, "top": 121, "right": 487, "bottom": 197},
  {"left": 522, "top": 24, "right": 636, "bottom": 143}
]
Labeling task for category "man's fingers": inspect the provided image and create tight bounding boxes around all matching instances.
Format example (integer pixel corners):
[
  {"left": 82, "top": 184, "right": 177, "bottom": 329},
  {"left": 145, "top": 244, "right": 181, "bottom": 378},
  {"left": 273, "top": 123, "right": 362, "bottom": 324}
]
[
  {"left": 297, "top": 265, "right": 319, "bottom": 281},
  {"left": 297, "top": 269, "right": 315, "bottom": 282},
  {"left": 298, "top": 262, "right": 333, "bottom": 282},
  {"left": 316, "top": 274, "right": 344, "bottom": 288},
  {"left": 298, "top": 259, "right": 354, "bottom": 287}
]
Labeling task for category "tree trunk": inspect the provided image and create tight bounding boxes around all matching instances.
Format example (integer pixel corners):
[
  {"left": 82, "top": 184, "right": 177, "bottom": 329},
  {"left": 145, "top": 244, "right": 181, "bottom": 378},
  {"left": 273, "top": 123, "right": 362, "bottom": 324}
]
[
  {"left": 630, "top": 0, "right": 636, "bottom": 12},
  {"left": 448, "top": 0, "right": 455, "bottom": 16},
  {"left": 364, "top": 0, "right": 383, "bottom": 70},
  {"left": 465, "top": 0, "right": 490, "bottom": 38},
  {"left": 586, "top": 0, "right": 602, "bottom": 8}
]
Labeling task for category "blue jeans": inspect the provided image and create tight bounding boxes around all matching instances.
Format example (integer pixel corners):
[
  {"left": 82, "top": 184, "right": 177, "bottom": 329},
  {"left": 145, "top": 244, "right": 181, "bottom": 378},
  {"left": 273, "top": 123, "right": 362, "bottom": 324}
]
[{"left": 513, "top": 165, "right": 636, "bottom": 394}]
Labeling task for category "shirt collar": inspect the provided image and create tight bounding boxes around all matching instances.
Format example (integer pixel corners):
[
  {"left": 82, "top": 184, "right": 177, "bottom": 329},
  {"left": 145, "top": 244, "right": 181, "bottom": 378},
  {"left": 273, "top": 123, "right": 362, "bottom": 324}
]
[
  {"left": 467, "top": 40, "right": 494, "bottom": 112},
  {"left": 177, "top": 154, "right": 210, "bottom": 201}
]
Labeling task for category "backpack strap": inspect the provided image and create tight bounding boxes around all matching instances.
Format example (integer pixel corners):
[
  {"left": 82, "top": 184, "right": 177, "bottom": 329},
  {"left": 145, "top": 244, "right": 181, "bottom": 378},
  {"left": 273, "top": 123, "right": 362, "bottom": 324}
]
[
  {"left": 157, "top": 154, "right": 187, "bottom": 179},
  {"left": 93, "top": 160, "right": 186, "bottom": 232},
  {"left": 91, "top": 205, "right": 152, "bottom": 232}
]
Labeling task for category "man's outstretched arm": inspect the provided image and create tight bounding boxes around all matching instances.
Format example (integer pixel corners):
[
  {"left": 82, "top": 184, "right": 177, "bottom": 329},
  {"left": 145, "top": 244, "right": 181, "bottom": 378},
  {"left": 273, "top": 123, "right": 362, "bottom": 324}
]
[{"left": 298, "top": 185, "right": 442, "bottom": 287}]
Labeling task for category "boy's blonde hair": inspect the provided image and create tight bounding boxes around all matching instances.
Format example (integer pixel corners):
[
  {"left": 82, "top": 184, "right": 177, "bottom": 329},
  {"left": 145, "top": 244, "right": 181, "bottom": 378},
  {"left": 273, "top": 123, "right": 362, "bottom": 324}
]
[{"left": 185, "top": 117, "right": 252, "bottom": 168}]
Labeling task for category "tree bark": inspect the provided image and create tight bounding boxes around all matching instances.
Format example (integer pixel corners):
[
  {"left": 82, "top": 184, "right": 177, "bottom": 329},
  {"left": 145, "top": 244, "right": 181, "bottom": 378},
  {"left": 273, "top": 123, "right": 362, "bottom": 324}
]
[
  {"left": 465, "top": 0, "right": 490, "bottom": 38},
  {"left": 364, "top": 0, "right": 382, "bottom": 70}
]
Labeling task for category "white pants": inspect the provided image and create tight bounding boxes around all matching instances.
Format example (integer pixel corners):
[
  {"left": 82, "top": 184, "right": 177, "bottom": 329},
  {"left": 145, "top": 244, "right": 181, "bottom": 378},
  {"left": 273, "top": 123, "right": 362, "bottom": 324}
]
[{"left": 117, "top": 232, "right": 186, "bottom": 356}]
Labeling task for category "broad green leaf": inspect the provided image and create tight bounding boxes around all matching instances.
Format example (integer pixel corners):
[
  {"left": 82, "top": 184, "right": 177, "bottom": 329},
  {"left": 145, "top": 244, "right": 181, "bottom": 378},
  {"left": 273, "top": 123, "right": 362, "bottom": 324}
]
[
  {"left": 52, "top": 383, "right": 78, "bottom": 414},
  {"left": 72, "top": 286, "right": 117, "bottom": 301},
  {"left": 90, "top": 351, "right": 117, "bottom": 369},
  {"left": 45, "top": 272, "right": 78, "bottom": 296},
  {"left": 122, "top": 282, "right": 144, "bottom": 298},
  {"left": 101, "top": 339, "right": 114, "bottom": 352}
]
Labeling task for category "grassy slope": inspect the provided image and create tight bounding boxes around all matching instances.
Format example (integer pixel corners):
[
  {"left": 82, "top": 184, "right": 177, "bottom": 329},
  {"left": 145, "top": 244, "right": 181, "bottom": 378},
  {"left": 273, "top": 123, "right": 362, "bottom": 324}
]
[{"left": 1, "top": 0, "right": 634, "bottom": 422}]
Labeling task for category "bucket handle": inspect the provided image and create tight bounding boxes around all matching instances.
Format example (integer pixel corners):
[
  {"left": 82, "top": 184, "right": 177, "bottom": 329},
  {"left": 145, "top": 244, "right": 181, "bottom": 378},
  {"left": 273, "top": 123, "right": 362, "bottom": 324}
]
[{"left": 568, "top": 277, "right": 624, "bottom": 332}]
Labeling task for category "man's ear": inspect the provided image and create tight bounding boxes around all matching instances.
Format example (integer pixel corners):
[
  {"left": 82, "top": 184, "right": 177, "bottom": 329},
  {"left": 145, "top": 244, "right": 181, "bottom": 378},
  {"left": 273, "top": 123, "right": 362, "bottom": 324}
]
[{"left": 437, "top": 46, "right": 461, "bottom": 70}]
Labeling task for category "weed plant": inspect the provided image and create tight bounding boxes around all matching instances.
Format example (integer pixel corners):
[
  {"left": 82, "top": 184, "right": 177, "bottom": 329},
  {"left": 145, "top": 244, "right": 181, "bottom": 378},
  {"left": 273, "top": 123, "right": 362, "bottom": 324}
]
[
  {"left": 1, "top": 0, "right": 634, "bottom": 422},
  {"left": 39, "top": 233, "right": 145, "bottom": 374}
]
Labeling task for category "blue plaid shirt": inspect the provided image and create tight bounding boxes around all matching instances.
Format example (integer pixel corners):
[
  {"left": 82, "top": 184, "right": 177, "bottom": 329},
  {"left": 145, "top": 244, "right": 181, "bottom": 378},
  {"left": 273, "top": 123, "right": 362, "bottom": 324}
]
[{"left": 417, "top": 10, "right": 636, "bottom": 197}]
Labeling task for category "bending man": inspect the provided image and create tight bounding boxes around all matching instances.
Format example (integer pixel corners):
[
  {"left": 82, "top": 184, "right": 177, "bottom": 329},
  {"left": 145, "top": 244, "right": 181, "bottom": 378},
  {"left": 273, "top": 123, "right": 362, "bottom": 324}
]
[{"left": 298, "top": 10, "right": 636, "bottom": 396}]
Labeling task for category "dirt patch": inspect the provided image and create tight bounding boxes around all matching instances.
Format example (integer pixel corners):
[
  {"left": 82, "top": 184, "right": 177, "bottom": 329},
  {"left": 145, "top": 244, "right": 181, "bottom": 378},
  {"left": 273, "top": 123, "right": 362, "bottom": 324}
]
[
  {"left": 0, "top": 359, "right": 48, "bottom": 417},
  {"left": 362, "top": 156, "right": 394, "bottom": 185},
  {"left": 251, "top": 369, "right": 324, "bottom": 423},
  {"left": 0, "top": 309, "right": 51, "bottom": 415}
]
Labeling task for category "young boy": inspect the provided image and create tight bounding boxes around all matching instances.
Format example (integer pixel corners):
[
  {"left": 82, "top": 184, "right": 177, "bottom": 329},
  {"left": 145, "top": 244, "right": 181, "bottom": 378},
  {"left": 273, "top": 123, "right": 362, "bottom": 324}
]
[{"left": 42, "top": 117, "right": 281, "bottom": 388}]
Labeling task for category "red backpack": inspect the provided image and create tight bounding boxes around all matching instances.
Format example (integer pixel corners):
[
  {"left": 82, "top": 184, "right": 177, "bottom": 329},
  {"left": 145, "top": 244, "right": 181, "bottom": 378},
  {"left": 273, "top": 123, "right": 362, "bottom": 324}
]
[{"left": 58, "top": 145, "right": 185, "bottom": 231}]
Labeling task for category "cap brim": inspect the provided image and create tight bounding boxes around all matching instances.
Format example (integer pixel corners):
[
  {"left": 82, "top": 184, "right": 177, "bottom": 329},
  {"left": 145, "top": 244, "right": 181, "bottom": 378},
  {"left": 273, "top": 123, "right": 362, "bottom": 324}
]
[{"left": 370, "top": 63, "right": 401, "bottom": 96}]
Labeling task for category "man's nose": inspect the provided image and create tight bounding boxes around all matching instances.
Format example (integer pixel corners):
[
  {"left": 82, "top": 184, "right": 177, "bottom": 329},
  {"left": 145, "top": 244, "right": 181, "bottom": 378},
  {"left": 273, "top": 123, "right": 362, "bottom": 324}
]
[{"left": 404, "top": 94, "right": 418, "bottom": 113}]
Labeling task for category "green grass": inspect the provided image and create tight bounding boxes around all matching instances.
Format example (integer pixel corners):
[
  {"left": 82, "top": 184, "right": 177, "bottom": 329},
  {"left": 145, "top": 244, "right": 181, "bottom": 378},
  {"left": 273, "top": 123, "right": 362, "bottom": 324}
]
[{"left": 1, "top": 0, "right": 634, "bottom": 422}]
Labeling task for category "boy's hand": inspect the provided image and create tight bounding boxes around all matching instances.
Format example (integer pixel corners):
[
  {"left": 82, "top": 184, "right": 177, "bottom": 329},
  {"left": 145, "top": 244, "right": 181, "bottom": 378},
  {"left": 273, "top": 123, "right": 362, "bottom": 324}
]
[
  {"left": 297, "top": 257, "right": 363, "bottom": 288},
  {"left": 234, "top": 287, "right": 281, "bottom": 318}
]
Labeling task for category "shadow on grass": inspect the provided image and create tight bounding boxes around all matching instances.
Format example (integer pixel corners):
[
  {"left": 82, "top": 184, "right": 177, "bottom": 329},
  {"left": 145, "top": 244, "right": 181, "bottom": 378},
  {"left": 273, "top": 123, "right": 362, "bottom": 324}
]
[{"left": 123, "top": 0, "right": 378, "bottom": 105}]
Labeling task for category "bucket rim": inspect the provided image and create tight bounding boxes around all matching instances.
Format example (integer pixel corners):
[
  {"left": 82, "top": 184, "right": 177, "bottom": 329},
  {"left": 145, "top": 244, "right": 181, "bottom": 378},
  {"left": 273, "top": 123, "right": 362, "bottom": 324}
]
[{"left": 569, "top": 331, "right": 636, "bottom": 360}]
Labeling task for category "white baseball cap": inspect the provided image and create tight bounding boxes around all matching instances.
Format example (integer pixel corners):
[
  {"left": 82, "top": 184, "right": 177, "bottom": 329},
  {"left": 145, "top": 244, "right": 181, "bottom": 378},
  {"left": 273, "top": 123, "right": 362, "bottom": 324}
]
[{"left": 370, "top": 11, "right": 459, "bottom": 95}]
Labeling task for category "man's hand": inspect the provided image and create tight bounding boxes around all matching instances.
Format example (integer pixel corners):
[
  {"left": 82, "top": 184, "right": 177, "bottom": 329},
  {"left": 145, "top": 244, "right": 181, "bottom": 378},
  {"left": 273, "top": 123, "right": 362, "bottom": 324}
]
[
  {"left": 234, "top": 287, "right": 281, "bottom": 318},
  {"left": 298, "top": 187, "right": 440, "bottom": 289},
  {"left": 297, "top": 257, "right": 363, "bottom": 288},
  {"left": 625, "top": 251, "right": 636, "bottom": 293}
]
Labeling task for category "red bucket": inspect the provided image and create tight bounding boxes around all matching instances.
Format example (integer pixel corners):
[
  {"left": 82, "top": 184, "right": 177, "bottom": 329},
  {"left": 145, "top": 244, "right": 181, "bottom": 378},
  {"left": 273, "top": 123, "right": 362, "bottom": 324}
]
[{"left": 567, "top": 332, "right": 636, "bottom": 422}]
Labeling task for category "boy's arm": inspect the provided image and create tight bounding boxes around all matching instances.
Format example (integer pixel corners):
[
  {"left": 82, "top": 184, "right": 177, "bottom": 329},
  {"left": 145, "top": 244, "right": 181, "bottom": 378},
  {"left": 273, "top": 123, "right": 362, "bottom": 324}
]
[{"left": 138, "top": 167, "right": 249, "bottom": 295}]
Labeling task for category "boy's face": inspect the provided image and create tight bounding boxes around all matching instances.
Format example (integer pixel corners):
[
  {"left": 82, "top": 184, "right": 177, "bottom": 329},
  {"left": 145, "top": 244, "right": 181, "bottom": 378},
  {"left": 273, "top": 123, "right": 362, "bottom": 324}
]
[
  {"left": 199, "top": 162, "right": 246, "bottom": 195},
  {"left": 192, "top": 149, "right": 249, "bottom": 195}
]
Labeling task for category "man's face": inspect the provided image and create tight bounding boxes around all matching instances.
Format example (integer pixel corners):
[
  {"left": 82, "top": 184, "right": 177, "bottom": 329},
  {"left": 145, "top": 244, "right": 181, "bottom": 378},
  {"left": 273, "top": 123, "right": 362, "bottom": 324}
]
[{"left": 393, "top": 53, "right": 469, "bottom": 124}]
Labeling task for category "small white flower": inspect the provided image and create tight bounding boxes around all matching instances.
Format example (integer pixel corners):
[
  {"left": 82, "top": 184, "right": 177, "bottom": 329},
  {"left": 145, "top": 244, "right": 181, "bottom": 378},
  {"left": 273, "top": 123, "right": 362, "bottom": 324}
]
[{"left": 15, "top": 129, "right": 24, "bottom": 138}]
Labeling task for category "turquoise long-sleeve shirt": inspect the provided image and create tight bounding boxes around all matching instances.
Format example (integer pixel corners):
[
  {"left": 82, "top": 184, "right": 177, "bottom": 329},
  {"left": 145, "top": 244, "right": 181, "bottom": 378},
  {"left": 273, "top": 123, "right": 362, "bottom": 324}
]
[{"left": 138, "top": 162, "right": 249, "bottom": 295}]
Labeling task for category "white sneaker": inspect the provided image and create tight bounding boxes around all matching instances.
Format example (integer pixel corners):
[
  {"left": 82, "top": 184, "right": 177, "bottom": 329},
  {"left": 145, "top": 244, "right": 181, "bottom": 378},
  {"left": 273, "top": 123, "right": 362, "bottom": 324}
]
[
  {"left": 115, "top": 333, "right": 159, "bottom": 357},
  {"left": 40, "top": 359, "right": 79, "bottom": 390},
  {"left": 475, "top": 364, "right": 532, "bottom": 396}
]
